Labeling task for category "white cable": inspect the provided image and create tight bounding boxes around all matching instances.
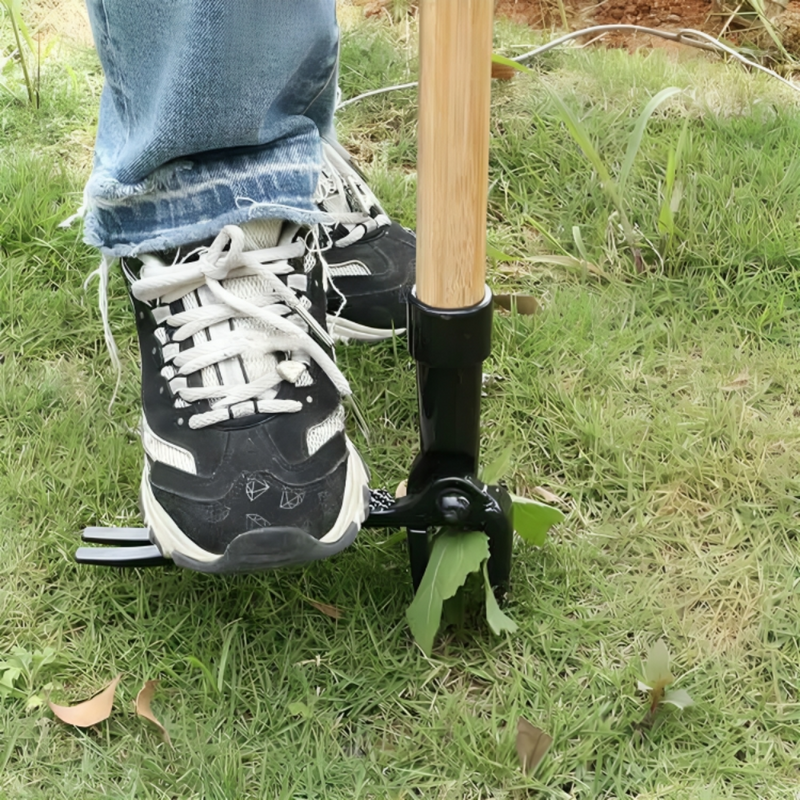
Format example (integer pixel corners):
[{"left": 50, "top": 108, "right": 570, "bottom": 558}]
[
  {"left": 335, "top": 24, "right": 800, "bottom": 110},
  {"left": 336, "top": 80, "right": 418, "bottom": 110}
]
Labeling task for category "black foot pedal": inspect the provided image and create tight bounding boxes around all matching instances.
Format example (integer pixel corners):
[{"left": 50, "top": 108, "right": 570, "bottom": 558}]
[{"left": 76, "top": 527, "right": 169, "bottom": 567}]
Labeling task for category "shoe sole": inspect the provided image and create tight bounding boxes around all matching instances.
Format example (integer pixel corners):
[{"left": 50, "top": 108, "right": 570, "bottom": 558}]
[
  {"left": 327, "top": 314, "right": 405, "bottom": 343},
  {"left": 140, "top": 439, "right": 370, "bottom": 573}
]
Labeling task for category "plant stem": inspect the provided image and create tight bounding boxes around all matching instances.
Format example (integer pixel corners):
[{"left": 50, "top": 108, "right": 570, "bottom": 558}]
[{"left": 9, "top": 9, "right": 34, "bottom": 104}]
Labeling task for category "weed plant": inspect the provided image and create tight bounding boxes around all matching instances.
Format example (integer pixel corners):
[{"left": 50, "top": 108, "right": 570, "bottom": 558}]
[{"left": 2, "top": 12, "right": 800, "bottom": 799}]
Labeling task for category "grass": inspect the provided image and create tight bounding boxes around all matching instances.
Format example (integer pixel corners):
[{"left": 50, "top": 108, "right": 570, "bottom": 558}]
[{"left": 3, "top": 8, "right": 800, "bottom": 798}]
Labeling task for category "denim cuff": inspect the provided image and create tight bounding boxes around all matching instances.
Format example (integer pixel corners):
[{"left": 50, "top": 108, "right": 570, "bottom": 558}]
[{"left": 84, "top": 132, "right": 331, "bottom": 257}]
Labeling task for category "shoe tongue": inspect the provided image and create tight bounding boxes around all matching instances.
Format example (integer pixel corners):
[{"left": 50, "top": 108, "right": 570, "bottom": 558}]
[
  {"left": 239, "top": 218, "right": 284, "bottom": 250},
  {"left": 319, "top": 173, "right": 352, "bottom": 216},
  {"left": 196, "top": 219, "right": 312, "bottom": 410}
]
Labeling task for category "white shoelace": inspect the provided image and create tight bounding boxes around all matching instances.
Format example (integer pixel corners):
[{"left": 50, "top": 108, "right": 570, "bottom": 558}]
[
  {"left": 127, "top": 225, "right": 350, "bottom": 429},
  {"left": 315, "top": 143, "right": 391, "bottom": 249}
]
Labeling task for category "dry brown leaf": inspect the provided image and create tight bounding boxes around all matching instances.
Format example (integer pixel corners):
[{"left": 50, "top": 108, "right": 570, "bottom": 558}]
[
  {"left": 516, "top": 717, "right": 553, "bottom": 775},
  {"left": 49, "top": 674, "right": 122, "bottom": 727},
  {"left": 135, "top": 680, "right": 171, "bottom": 745},
  {"left": 721, "top": 371, "right": 749, "bottom": 391},
  {"left": 362, "top": 0, "right": 390, "bottom": 17},
  {"left": 491, "top": 61, "right": 517, "bottom": 80},
  {"left": 308, "top": 600, "right": 343, "bottom": 620},
  {"left": 531, "top": 486, "right": 565, "bottom": 505},
  {"left": 494, "top": 294, "right": 539, "bottom": 316}
]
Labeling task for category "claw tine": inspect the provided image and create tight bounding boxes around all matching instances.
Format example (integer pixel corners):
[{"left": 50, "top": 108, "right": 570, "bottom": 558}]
[
  {"left": 75, "top": 545, "right": 168, "bottom": 567},
  {"left": 81, "top": 527, "right": 152, "bottom": 545}
]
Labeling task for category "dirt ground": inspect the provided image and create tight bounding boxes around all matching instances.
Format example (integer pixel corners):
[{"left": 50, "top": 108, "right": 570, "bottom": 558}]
[
  {"left": 495, "top": 0, "right": 800, "bottom": 53},
  {"left": 497, "top": 0, "right": 716, "bottom": 33}
]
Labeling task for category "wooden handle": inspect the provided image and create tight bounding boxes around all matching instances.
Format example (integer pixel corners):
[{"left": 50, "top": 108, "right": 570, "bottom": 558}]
[{"left": 416, "top": 0, "right": 494, "bottom": 309}]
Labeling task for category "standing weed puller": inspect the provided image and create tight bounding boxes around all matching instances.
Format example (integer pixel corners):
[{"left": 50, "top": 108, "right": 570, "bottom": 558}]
[{"left": 76, "top": 0, "right": 514, "bottom": 595}]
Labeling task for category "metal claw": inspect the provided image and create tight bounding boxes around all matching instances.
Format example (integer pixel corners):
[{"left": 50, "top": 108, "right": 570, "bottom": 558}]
[
  {"left": 76, "top": 527, "right": 169, "bottom": 567},
  {"left": 81, "top": 527, "right": 153, "bottom": 545},
  {"left": 75, "top": 544, "right": 169, "bottom": 567}
]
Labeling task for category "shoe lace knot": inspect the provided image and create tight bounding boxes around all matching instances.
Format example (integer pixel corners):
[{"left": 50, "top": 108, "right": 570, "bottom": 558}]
[{"left": 129, "top": 224, "right": 350, "bottom": 429}]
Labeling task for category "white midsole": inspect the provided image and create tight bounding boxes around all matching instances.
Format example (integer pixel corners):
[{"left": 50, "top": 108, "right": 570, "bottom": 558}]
[
  {"left": 140, "top": 438, "right": 369, "bottom": 562},
  {"left": 327, "top": 314, "right": 405, "bottom": 343}
]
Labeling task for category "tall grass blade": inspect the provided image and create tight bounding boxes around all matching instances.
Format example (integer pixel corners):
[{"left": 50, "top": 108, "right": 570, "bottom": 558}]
[{"left": 618, "top": 87, "right": 682, "bottom": 195}]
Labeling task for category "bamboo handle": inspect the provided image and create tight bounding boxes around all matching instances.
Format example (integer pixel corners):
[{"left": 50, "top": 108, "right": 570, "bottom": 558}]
[{"left": 416, "top": 0, "right": 494, "bottom": 309}]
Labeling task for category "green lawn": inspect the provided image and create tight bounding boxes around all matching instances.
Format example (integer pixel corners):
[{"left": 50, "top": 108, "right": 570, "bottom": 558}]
[{"left": 2, "top": 10, "right": 800, "bottom": 799}]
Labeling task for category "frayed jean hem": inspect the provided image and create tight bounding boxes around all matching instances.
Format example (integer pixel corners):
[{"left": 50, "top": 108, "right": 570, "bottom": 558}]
[{"left": 83, "top": 203, "right": 331, "bottom": 257}]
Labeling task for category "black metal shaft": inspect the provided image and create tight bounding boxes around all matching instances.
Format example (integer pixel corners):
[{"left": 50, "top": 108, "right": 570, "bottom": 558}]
[
  {"left": 401, "top": 286, "right": 515, "bottom": 592},
  {"left": 406, "top": 287, "right": 493, "bottom": 492}
]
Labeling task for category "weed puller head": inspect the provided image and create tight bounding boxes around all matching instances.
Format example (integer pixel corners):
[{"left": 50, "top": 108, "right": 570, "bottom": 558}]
[{"left": 76, "top": 0, "right": 513, "bottom": 593}]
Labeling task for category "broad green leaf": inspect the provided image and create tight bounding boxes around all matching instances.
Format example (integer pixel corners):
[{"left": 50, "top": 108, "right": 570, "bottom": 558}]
[
  {"left": 482, "top": 562, "right": 518, "bottom": 635},
  {"left": 441, "top": 588, "right": 466, "bottom": 629},
  {"left": 643, "top": 639, "right": 673, "bottom": 687},
  {"left": 486, "top": 242, "right": 515, "bottom": 262},
  {"left": 510, "top": 494, "right": 565, "bottom": 546},
  {"left": 287, "top": 701, "right": 312, "bottom": 719},
  {"left": 1, "top": 667, "right": 22, "bottom": 687},
  {"left": 618, "top": 87, "right": 682, "bottom": 195},
  {"left": 26, "top": 694, "right": 45, "bottom": 711},
  {"left": 482, "top": 444, "right": 514, "bottom": 485},
  {"left": 406, "top": 530, "right": 490, "bottom": 655},
  {"left": 491, "top": 53, "right": 533, "bottom": 75},
  {"left": 663, "top": 688, "right": 694, "bottom": 710}
]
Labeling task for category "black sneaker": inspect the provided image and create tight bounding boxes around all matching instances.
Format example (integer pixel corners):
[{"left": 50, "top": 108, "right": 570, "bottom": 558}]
[
  {"left": 123, "top": 220, "right": 370, "bottom": 573},
  {"left": 315, "top": 141, "right": 416, "bottom": 342}
]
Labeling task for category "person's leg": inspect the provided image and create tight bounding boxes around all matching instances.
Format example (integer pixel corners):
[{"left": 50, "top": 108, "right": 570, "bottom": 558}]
[
  {"left": 84, "top": 0, "right": 374, "bottom": 572},
  {"left": 83, "top": 0, "right": 339, "bottom": 257}
]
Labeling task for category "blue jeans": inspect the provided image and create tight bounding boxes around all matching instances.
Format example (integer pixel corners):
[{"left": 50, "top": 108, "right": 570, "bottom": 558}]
[{"left": 84, "top": 0, "right": 338, "bottom": 256}]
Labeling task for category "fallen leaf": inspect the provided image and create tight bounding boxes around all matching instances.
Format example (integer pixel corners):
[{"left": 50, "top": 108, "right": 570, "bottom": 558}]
[
  {"left": 308, "top": 600, "right": 342, "bottom": 620},
  {"left": 516, "top": 717, "right": 553, "bottom": 775},
  {"left": 530, "top": 486, "right": 565, "bottom": 505},
  {"left": 494, "top": 294, "right": 539, "bottom": 316},
  {"left": 491, "top": 61, "right": 517, "bottom": 81},
  {"left": 363, "top": 0, "right": 390, "bottom": 17},
  {"left": 49, "top": 675, "right": 121, "bottom": 727},
  {"left": 721, "top": 371, "right": 749, "bottom": 391},
  {"left": 135, "top": 680, "right": 171, "bottom": 745}
]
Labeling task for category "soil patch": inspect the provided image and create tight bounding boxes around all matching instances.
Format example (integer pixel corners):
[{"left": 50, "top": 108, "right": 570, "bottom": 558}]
[{"left": 496, "top": 0, "right": 800, "bottom": 55}]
